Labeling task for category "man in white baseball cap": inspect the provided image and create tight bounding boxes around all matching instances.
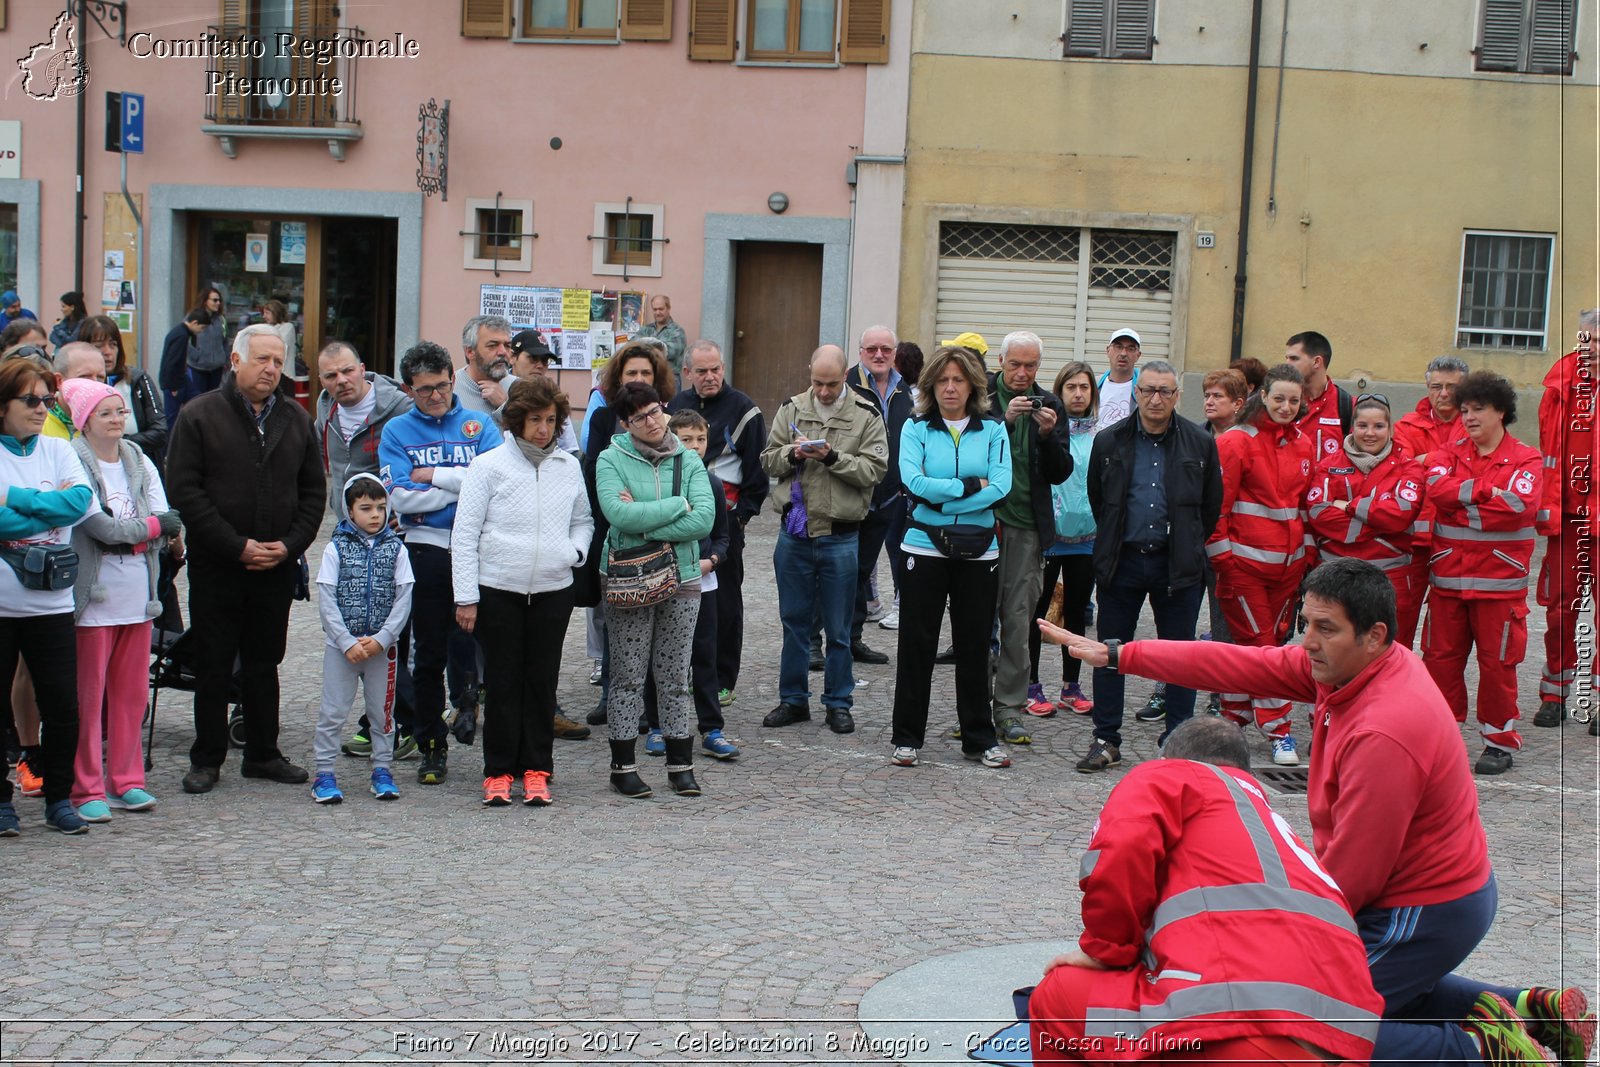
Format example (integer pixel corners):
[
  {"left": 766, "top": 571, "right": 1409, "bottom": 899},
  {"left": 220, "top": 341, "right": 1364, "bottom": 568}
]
[{"left": 1097, "top": 327, "right": 1143, "bottom": 429}]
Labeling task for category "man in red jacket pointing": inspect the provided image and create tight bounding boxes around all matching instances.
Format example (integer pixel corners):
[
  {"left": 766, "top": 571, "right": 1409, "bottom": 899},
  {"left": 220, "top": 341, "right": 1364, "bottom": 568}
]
[{"left": 1039, "top": 558, "right": 1593, "bottom": 1067}]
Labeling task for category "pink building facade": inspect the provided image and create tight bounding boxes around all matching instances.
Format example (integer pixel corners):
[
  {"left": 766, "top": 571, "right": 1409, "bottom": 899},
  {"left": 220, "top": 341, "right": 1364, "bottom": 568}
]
[{"left": 1, "top": 0, "right": 910, "bottom": 415}]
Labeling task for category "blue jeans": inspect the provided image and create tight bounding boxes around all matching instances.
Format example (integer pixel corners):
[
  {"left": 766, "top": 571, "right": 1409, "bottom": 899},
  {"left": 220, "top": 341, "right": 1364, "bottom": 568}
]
[
  {"left": 1365, "top": 874, "right": 1518, "bottom": 1067},
  {"left": 775, "top": 531, "right": 857, "bottom": 710},
  {"left": 1091, "top": 548, "right": 1203, "bottom": 749}
]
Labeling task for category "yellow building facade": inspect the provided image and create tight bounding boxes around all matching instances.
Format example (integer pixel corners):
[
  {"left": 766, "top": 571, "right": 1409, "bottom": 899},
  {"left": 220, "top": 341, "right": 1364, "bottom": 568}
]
[{"left": 899, "top": 0, "right": 1597, "bottom": 405}]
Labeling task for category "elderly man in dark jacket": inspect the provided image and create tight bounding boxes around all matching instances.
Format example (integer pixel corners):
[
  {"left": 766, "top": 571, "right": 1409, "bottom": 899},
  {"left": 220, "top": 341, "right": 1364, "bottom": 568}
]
[
  {"left": 1078, "top": 359, "right": 1222, "bottom": 773},
  {"left": 166, "top": 324, "right": 326, "bottom": 794}
]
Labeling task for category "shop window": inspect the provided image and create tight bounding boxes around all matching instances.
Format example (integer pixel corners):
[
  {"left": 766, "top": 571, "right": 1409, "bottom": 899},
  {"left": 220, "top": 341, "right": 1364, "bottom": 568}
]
[
  {"left": 1476, "top": 0, "right": 1577, "bottom": 75},
  {"left": 0, "top": 203, "right": 17, "bottom": 295},
  {"left": 593, "top": 202, "right": 664, "bottom": 277},
  {"left": 463, "top": 198, "right": 534, "bottom": 272},
  {"left": 1456, "top": 231, "right": 1554, "bottom": 349},
  {"left": 1064, "top": 0, "right": 1155, "bottom": 59}
]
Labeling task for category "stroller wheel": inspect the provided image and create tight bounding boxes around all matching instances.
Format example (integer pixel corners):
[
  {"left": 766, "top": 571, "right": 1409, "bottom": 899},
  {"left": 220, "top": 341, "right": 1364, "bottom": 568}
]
[{"left": 228, "top": 707, "right": 246, "bottom": 749}]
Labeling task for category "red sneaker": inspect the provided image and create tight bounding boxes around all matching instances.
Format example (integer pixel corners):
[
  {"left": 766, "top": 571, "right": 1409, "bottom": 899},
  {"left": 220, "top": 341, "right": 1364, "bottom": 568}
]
[
  {"left": 523, "top": 770, "right": 552, "bottom": 807},
  {"left": 481, "top": 774, "right": 513, "bottom": 806},
  {"left": 16, "top": 757, "right": 42, "bottom": 797}
]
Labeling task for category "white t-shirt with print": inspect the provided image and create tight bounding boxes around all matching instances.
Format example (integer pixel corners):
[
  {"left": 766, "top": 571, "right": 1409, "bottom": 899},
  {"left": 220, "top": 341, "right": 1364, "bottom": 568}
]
[{"left": 79, "top": 451, "right": 167, "bottom": 628}]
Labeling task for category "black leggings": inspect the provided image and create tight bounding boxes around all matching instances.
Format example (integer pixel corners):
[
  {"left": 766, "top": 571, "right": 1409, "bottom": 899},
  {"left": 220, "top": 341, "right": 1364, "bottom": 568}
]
[
  {"left": 1029, "top": 554, "right": 1096, "bottom": 686},
  {"left": 0, "top": 613, "right": 78, "bottom": 804}
]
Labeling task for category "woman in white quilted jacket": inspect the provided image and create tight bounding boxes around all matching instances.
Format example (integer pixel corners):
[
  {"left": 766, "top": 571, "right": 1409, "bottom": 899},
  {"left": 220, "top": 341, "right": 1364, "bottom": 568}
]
[{"left": 451, "top": 377, "right": 593, "bottom": 808}]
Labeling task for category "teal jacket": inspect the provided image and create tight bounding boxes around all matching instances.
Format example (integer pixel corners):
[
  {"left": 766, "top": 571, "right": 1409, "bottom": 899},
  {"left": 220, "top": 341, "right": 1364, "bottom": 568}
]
[{"left": 595, "top": 432, "right": 716, "bottom": 584}]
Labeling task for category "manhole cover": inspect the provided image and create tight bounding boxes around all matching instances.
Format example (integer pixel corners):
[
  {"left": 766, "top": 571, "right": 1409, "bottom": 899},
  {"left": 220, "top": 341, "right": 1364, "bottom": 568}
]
[{"left": 1256, "top": 767, "right": 1311, "bottom": 794}]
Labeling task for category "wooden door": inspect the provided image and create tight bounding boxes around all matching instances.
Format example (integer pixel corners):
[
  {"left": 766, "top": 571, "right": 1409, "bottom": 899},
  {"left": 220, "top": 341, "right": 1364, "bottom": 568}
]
[{"left": 730, "top": 241, "right": 824, "bottom": 419}]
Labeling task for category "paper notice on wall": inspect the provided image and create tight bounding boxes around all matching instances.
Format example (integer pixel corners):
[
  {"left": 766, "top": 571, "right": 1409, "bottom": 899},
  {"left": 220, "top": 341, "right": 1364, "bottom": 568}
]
[
  {"left": 561, "top": 329, "right": 591, "bottom": 370},
  {"left": 280, "top": 222, "right": 308, "bottom": 266},
  {"left": 101, "top": 281, "right": 121, "bottom": 307},
  {"left": 589, "top": 323, "right": 614, "bottom": 369},
  {"left": 103, "top": 250, "right": 124, "bottom": 281},
  {"left": 536, "top": 289, "right": 563, "bottom": 330},
  {"left": 244, "top": 233, "right": 269, "bottom": 272},
  {"left": 561, "top": 289, "right": 590, "bottom": 331}
]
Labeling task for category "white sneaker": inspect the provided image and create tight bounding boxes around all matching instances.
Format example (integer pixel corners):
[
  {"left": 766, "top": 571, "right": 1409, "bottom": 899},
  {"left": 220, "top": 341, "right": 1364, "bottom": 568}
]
[
  {"left": 891, "top": 746, "right": 919, "bottom": 767},
  {"left": 878, "top": 609, "right": 900, "bottom": 630},
  {"left": 866, "top": 598, "right": 886, "bottom": 622},
  {"left": 1271, "top": 736, "right": 1300, "bottom": 766},
  {"left": 967, "top": 746, "right": 1011, "bottom": 769}
]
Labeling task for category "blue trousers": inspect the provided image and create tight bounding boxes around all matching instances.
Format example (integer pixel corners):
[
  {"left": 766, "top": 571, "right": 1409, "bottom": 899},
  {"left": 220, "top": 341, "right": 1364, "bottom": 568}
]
[
  {"left": 775, "top": 531, "right": 857, "bottom": 710},
  {"left": 1365, "top": 874, "right": 1519, "bottom": 1067},
  {"left": 1091, "top": 549, "right": 1203, "bottom": 748}
]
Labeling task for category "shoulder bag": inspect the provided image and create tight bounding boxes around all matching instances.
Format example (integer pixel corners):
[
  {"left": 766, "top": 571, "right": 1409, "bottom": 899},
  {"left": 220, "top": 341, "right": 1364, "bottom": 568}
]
[{"left": 605, "top": 454, "right": 684, "bottom": 609}]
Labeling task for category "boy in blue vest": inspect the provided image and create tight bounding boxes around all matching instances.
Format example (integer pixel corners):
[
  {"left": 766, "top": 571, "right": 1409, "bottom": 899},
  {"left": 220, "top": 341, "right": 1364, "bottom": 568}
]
[{"left": 311, "top": 474, "right": 415, "bottom": 803}]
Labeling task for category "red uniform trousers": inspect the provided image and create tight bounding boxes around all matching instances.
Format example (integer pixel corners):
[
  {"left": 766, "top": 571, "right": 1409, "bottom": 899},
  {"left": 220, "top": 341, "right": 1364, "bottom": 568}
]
[
  {"left": 1393, "top": 555, "right": 1428, "bottom": 650},
  {"left": 1537, "top": 524, "right": 1596, "bottom": 703},
  {"left": 1421, "top": 593, "right": 1527, "bottom": 751},
  {"left": 1030, "top": 964, "right": 1340, "bottom": 1066},
  {"left": 1213, "top": 564, "right": 1301, "bottom": 738}
]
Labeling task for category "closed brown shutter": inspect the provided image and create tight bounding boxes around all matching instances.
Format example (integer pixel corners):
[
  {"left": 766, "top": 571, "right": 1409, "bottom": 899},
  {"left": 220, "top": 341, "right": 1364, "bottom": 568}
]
[
  {"left": 216, "top": 0, "right": 248, "bottom": 121},
  {"left": 1528, "top": 0, "right": 1576, "bottom": 73},
  {"left": 462, "top": 0, "right": 513, "bottom": 38},
  {"left": 621, "top": 0, "right": 673, "bottom": 40},
  {"left": 687, "top": 0, "right": 735, "bottom": 60},
  {"left": 839, "top": 0, "right": 890, "bottom": 63}
]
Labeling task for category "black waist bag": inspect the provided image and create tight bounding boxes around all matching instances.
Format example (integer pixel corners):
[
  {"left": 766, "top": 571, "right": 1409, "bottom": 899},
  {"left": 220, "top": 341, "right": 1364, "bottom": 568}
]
[
  {"left": 913, "top": 521, "right": 994, "bottom": 561},
  {"left": 0, "top": 543, "right": 80, "bottom": 591}
]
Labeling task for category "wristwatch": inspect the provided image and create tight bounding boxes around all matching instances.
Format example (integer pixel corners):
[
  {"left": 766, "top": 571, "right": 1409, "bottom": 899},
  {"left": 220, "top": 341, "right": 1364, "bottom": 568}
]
[{"left": 1104, "top": 639, "right": 1122, "bottom": 672}]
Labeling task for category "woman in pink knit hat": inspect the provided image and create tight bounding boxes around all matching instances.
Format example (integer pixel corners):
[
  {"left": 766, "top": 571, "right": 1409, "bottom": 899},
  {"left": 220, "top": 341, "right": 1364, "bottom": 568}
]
[{"left": 59, "top": 377, "right": 183, "bottom": 821}]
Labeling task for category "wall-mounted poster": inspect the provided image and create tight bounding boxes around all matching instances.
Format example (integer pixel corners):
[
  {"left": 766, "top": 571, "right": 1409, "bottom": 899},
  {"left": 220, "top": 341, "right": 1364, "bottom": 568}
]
[
  {"left": 280, "top": 222, "right": 307, "bottom": 266},
  {"left": 245, "top": 233, "right": 269, "bottom": 273},
  {"left": 618, "top": 291, "right": 644, "bottom": 335}
]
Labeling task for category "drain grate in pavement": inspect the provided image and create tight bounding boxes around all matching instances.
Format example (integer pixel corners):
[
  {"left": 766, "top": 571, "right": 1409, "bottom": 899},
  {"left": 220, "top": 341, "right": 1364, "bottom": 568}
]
[{"left": 1256, "top": 767, "right": 1311, "bottom": 794}]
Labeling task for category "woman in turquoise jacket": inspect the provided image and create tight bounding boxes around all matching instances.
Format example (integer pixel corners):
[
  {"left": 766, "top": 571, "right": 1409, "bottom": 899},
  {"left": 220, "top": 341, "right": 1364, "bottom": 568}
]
[
  {"left": 889, "top": 346, "right": 1013, "bottom": 771},
  {"left": 594, "top": 382, "right": 715, "bottom": 800},
  {"left": 1029, "top": 361, "right": 1099, "bottom": 716}
]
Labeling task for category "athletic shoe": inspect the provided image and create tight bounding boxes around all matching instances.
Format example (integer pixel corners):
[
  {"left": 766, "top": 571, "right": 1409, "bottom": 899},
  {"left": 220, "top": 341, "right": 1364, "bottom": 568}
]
[
  {"left": 1522, "top": 986, "right": 1595, "bottom": 1067},
  {"left": 482, "top": 774, "right": 513, "bottom": 806},
  {"left": 0, "top": 801, "right": 18, "bottom": 837},
  {"left": 1135, "top": 689, "right": 1168, "bottom": 723},
  {"left": 1025, "top": 682, "right": 1057, "bottom": 717},
  {"left": 644, "top": 728, "right": 666, "bottom": 756},
  {"left": 76, "top": 800, "right": 113, "bottom": 823},
  {"left": 947, "top": 725, "right": 962, "bottom": 740},
  {"left": 417, "top": 746, "right": 448, "bottom": 785},
  {"left": 392, "top": 733, "right": 418, "bottom": 760},
  {"left": 311, "top": 772, "right": 344, "bottom": 804},
  {"left": 108, "top": 787, "right": 157, "bottom": 811},
  {"left": 1464, "top": 992, "right": 1558, "bottom": 1067},
  {"left": 878, "top": 609, "right": 900, "bottom": 630},
  {"left": 865, "top": 598, "right": 886, "bottom": 622},
  {"left": 1475, "top": 746, "right": 1514, "bottom": 776},
  {"left": 523, "top": 770, "right": 552, "bottom": 807},
  {"left": 966, "top": 746, "right": 1011, "bottom": 769},
  {"left": 997, "top": 719, "right": 1032, "bottom": 745},
  {"left": 340, "top": 731, "right": 372, "bottom": 758},
  {"left": 370, "top": 767, "right": 399, "bottom": 800},
  {"left": 1533, "top": 701, "right": 1565, "bottom": 728},
  {"left": 589, "top": 659, "right": 603, "bottom": 685},
  {"left": 891, "top": 746, "right": 919, "bottom": 767},
  {"left": 1058, "top": 683, "right": 1093, "bottom": 715},
  {"left": 553, "top": 711, "right": 592, "bottom": 741},
  {"left": 45, "top": 800, "right": 89, "bottom": 834},
  {"left": 16, "top": 756, "right": 42, "bottom": 797},
  {"left": 1272, "top": 736, "right": 1300, "bottom": 766},
  {"left": 718, "top": 688, "right": 736, "bottom": 708},
  {"left": 1076, "top": 738, "right": 1121, "bottom": 773},
  {"left": 701, "top": 730, "right": 740, "bottom": 760}
]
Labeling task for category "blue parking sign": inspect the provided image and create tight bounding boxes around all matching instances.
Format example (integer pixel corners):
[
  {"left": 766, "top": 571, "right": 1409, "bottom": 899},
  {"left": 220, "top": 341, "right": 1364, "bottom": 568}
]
[{"left": 121, "top": 92, "right": 144, "bottom": 154}]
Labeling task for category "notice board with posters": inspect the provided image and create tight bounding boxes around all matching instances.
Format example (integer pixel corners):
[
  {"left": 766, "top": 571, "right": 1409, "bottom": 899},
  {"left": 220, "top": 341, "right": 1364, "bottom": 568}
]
[{"left": 478, "top": 284, "right": 643, "bottom": 371}]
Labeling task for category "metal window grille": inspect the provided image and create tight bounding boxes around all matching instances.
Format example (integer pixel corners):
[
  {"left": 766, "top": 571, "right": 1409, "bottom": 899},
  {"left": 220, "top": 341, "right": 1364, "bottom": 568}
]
[
  {"left": 1456, "top": 232, "right": 1552, "bottom": 349},
  {"left": 939, "top": 222, "right": 1078, "bottom": 263},
  {"left": 1090, "top": 229, "right": 1173, "bottom": 291}
]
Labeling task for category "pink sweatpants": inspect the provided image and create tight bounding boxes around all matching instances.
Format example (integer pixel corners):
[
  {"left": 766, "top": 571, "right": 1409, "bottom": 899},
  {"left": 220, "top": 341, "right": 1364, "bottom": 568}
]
[{"left": 73, "top": 622, "right": 152, "bottom": 805}]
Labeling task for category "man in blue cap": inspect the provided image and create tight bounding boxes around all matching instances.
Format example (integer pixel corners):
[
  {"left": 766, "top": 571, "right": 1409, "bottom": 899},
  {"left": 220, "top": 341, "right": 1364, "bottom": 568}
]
[{"left": 0, "top": 291, "right": 37, "bottom": 334}]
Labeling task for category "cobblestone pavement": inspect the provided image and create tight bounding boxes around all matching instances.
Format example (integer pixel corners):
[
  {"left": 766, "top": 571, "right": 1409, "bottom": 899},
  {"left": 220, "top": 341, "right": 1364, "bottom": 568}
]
[{"left": 3, "top": 515, "right": 1597, "bottom": 1065}]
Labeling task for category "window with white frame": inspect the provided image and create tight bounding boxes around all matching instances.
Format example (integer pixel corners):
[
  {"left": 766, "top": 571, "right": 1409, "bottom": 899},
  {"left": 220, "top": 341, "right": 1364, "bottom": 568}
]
[
  {"left": 462, "top": 197, "right": 534, "bottom": 272},
  {"left": 1064, "top": 0, "right": 1155, "bottom": 59},
  {"left": 1476, "top": 0, "right": 1577, "bottom": 75},
  {"left": 592, "top": 202, "right": 664, "bottom": 277},
  {"left": 1456, "top": 231, "right": 1554, "bottom": 349}
]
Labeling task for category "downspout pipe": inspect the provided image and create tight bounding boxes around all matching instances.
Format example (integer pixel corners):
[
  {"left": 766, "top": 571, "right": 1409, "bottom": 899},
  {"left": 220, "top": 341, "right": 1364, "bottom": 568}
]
[{"left": 1230, "top": 0, "right": 1266, "bottom": 363}]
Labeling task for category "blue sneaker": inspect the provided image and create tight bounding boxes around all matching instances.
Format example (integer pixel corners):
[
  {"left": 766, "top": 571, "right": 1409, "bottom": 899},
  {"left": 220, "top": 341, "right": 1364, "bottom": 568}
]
[
  {"left": 701, "top": 730, "right": 740, "bottom": 760},
  {"left": 370, "top": 767, "right": 400, "bottom": 801},
  {"left": 0, "top": 801, "right": 19, "bottom": 836},
  {"left": 644, "top": 728, "right": 666, "bottom": 757},
  {"left": 1272, "top": 736, "right": 1300, "bottom": 766},
  {"left": 311, "top": 772, "right": 344, "bottom": 804},
  {"left": 44, "top": 800, "right": 89, "bottom": 834},
  {"left": 108, "top": 787, "right": 157, "bottom": 811},
  {"left": 76, "top": 800, "right": 113, "bottom": 823}
]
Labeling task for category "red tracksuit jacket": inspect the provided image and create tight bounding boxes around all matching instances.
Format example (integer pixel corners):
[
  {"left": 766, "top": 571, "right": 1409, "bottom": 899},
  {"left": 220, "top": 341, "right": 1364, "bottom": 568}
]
[
  {"left": 1071, "top": 759, "right": 1382, "bottom": 1062},
  {"left": 1394, "top": 399, "right": 1462, "bottom": 552},
  {"left": 1425, "top": 432, "right": 1542, "bottom": 599},
  {"left": 1538, "top": 349, "right": 1598, "bottom": 535},
  {"left": 1306, "top": 445, "right": 1425, "bottom": 572},
  {"left": 1120, "top": 639, "right": 1493, "bottom": 914},
  {"left": 1296, "top": 380, "right": 1349, "bottom": 464},
  {"left": 1207, "top": 416, "right": 1316, "bottom": 576}
]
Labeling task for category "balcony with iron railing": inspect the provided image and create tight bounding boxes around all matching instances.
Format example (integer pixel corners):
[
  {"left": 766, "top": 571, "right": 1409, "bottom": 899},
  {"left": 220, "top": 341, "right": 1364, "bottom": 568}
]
[{"left": 200, "top": 24, "right": 365, "bottom": 160}]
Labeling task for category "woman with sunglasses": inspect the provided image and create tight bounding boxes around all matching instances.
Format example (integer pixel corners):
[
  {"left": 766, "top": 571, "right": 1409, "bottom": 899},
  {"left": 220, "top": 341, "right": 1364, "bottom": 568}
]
[
  {"left": 0, "top": 360, "right": 97, "bottom": 834},
  {"left": 1306, "top": 394, "right": 1428, "bottom": 648},
  {"left": 1208, "top": 363, "right": 1315, "bottom": 768},
  {"left": 60, "top": 378, "right": 181, "bottom": 822},
  {"left": 594, "top": 382, "right": 715, "bottom": 798}
]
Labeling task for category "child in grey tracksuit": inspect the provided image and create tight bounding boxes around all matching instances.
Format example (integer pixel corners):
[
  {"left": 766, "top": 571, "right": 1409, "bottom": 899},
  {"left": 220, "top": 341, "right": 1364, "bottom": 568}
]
[{"left": 312, "top": 474, "right": 415, "bottom": 803}]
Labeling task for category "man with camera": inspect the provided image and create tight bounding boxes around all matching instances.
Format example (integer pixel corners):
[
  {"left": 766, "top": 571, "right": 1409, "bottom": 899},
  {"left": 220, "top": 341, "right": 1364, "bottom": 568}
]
[{"left": 987, "top": 331, "right": 1073, "bottom": 746}]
